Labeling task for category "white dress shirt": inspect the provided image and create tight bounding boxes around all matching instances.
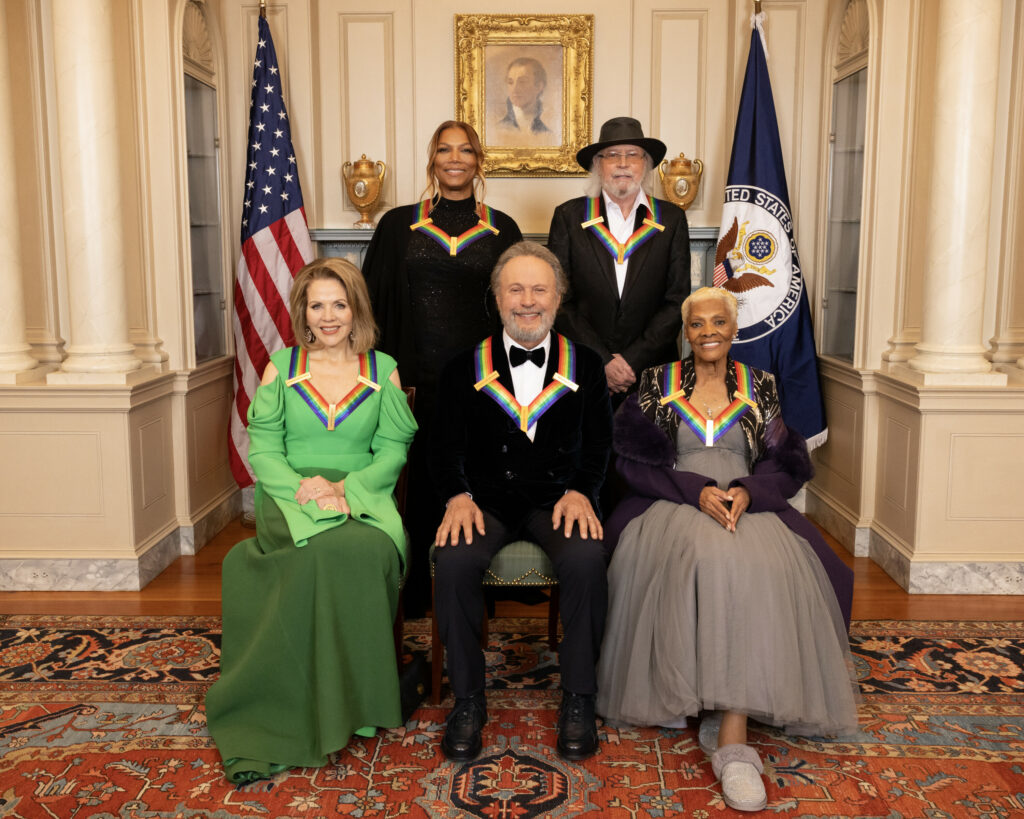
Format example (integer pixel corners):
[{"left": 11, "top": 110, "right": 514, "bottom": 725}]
[
  {"left": 503, "top": 330, "right": 551, "bottom": 442},
  {"left": 602, "top": 188, "right": 648, "bottom": 296}
]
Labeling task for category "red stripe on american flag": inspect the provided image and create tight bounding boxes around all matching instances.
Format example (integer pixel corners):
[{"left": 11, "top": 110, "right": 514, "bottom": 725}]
[
  {"left": 232, "top": 276, "right": 271, "bottom": 377},
  {"left": 713, "top": 263, "right": 728, "bottom": 288},
  {"left": 228, "top": 416, "right": 251, "bottom": 486},
  {"left": 229, "top": 356, "right": 254, "bottom": 486},
  {"left": 242, "top": 239, "right": 294, "bottom": 344},
  {"left": 270, "top": 216, "right": 306, "bottom": 287}
]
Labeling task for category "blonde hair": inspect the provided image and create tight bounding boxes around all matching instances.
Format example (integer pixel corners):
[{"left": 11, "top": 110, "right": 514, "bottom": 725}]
[
  {"left": 289, "top": 258, "right": 378, "bottom": 353},
  {"left": 681, "top": 286, "right": 739, "bottom": 325},
  {"left": 421, "top": 120, "right": 487, "bottom": 204}
]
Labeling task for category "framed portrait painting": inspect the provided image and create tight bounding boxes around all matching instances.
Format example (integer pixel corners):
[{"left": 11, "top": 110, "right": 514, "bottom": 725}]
[{"left": 455, "top": 14, "right": 593, "bottom": 176}]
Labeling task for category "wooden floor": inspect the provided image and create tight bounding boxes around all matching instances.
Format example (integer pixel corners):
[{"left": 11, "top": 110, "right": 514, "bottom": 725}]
[{"left": 1, "top": 518, "right": 1021, "bottom": 621}]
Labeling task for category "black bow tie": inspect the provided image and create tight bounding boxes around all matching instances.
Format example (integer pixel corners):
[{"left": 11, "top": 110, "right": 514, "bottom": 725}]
[{"left": 509, "top": 345, "right": 545, "bottom": 368}]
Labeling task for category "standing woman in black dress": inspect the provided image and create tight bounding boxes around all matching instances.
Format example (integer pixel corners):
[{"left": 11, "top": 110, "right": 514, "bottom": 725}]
[{"left": 362, "top": 120, "right": 522, "bottom": 615}]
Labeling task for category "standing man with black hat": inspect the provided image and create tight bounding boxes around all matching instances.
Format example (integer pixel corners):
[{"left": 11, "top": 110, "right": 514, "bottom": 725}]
[{"left": 548, "top": 117, "right": 691, "bottom": 403}]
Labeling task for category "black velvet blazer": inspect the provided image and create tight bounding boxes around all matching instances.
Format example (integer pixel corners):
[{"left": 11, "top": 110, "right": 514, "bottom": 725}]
[{"left": 429, "top": 332, "right": 613, "bottom": 525}]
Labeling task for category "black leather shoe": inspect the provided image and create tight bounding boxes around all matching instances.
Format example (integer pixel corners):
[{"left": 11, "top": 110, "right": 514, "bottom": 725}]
[
  {"left": 441, "top": 695, "right": 487, "bottom": 761},
  {"left": 556, "top": 692, "right": 599, "bottom": 760}
]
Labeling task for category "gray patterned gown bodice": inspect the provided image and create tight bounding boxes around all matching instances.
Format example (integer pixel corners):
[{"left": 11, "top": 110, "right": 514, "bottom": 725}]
[{"left": 674, "top": 420, "right": 750, "bottom": 488}]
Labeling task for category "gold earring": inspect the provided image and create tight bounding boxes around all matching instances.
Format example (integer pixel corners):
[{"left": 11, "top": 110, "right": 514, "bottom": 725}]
[{"left": 304, "top": 327, "right": 315, "bottom": 344}]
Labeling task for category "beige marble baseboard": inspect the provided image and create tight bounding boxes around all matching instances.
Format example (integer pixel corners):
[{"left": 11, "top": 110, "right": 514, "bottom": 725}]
[
  {"left": 0, "top": 492, "right": 240, "bottom": 591},
  {"left": 869, "top": 528, "right": 1024, "bottom": 595}
]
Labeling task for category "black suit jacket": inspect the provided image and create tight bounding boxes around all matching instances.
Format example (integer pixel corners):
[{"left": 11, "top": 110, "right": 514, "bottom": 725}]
[
  {"left": 548, "top": 195, "right": 691, "bottom": 374},
  {"left": 430, "top": 332, "right": 613, "bottom": 526}
]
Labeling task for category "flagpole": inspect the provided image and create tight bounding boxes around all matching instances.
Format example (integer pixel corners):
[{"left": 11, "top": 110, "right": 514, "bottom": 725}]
[
  {"left": 259, "top": 0, "right": 266, "bottom": 19},
  {"left": 754, "top": 0, "right": 762, "bottom": 13}
]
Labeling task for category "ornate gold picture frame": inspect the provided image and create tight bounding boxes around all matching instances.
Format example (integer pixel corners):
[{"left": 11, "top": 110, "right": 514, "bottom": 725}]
[{"left": 455, "top": 14, "right": 593, "bottom": 177}]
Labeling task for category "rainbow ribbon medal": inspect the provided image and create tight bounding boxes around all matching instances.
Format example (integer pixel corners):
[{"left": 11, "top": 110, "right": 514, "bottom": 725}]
[
  {"left": 409, "top": 200, "right": 500, "bottom": 256},
  {"left": 285, "top": 348, "right": 380, "bottom": 431},
  {"left": 580, "top": 196, "right": 665, "bottom": 264},
  {"left": 473, "top": 335, "right": 578, "bottom": 433},
  {"left": 659, "top": 360, "right": 755, "bottom": 446}
]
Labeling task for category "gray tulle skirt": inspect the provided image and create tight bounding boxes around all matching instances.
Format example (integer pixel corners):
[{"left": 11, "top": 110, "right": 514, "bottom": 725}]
[{"left": 596, "top": 426, "right": 859, "bottom": 737}]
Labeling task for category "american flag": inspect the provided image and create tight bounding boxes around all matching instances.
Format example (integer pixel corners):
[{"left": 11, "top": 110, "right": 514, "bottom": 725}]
[{"left": 229, "top": 14, "right": 314, "bottom": 486}]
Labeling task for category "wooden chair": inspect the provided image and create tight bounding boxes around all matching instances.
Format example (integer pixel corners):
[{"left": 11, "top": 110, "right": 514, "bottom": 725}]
[
  {"left": 392, "top": 386, "right": 415, "bottom": 669},
  {"left": 429, "top": 540, "right": 560, "bottom": 704}
]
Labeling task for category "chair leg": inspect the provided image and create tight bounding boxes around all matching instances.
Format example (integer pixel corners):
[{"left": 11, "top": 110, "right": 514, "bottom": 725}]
[
  {"left": 480, "top": 603, "right": 490, "bottom": 649},
  {"left": 548, "top": 585, "right": 560, "bottom": 652},
  {"left": 430, "top": 577, "right": 443, "bottom": 705}
]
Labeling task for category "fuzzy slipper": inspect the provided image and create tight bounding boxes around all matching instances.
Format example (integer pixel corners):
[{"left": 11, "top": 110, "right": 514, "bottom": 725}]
[
  {"left": 711, "top": 743, "right": 767, "bottom": 812},
  {"left": 698, "top": 710, "right": 723, "bottom": 755}
]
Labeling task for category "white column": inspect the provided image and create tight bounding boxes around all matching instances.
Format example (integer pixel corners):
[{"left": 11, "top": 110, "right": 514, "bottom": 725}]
[
  {"left": 0, "top": 6, "right": 41, "bottom": 382},
  {"left": 906, "top": 0, "right": 1005, "bottom": 385},
  {"left": 47, "top": 0, "right": 140, "bottom": 379}
]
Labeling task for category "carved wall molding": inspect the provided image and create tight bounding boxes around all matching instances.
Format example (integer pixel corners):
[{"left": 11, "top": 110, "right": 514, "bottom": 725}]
[
  {"left": 183, "top": 0, "right": 215, "bottom": 81},
  {"left": 835, "top": 0, "right": 868, "bottom": 81}
]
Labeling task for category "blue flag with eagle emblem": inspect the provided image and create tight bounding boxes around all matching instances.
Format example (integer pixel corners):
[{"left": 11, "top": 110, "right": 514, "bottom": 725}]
[{"left": 714, "top": 12, "right": 826, "bottom": 447}]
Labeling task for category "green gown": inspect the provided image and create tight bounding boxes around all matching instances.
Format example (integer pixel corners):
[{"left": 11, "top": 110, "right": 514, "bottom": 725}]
[{"left": 205, "top": 347, "right": 417, "bottom": 783}]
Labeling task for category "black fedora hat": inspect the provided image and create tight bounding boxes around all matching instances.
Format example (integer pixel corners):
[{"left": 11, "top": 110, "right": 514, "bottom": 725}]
[{"left": 576, "top": 117, "right": 667, "bottom": 170}]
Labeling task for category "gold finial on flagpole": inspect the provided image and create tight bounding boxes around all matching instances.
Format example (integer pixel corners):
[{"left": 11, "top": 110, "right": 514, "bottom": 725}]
[{"left": 259, "top": 0, "right": 266, "bottom": 19}]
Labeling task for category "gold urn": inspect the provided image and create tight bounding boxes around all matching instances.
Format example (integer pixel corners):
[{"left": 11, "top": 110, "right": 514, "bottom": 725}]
[
  {"left": 658, "top": 152, "right": 704, "bottom": 210},
  {"left": 342, "top": 155, "right": 387, "bottom": 229}
]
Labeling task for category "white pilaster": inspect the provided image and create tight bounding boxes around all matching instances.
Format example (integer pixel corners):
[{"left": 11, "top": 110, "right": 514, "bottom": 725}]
[
  {"left": 906, "top": 0, "right": 1006, "bottom": 385},
  {"left": 0, "top": 5, "right": 43, "bottom": 383},
  {"left": 47, "top": 0, "right": 141, "bottom": 381}
]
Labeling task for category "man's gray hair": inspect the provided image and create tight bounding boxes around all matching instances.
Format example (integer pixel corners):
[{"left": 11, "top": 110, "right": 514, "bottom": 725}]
[
  {"left": 584, "top": 153, "right": 656, "bottom": 198},
  {"left": 490, "top": 241, "right": 568, "bottom": 297}
]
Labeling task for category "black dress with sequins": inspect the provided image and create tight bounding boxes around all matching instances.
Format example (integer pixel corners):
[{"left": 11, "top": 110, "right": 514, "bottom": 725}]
[
  {"left": 362, "top": 196, "right": 522, "bottom": 613},
  {"left": 363, "top": 196, "right": 522, "bottom": 420}
]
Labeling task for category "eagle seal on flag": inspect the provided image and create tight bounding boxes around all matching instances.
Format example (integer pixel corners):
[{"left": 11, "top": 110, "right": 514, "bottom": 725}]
[{"left": 714, "top": 188, "right": 803, "bottom": 343}]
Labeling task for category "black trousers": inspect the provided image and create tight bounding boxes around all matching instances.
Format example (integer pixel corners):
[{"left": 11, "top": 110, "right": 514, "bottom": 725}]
[{"left": 433, "top": 507, "right": 608, "bottom": 699}]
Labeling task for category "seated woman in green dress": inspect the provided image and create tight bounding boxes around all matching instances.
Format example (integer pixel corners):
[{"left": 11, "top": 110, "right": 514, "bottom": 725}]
[{"left": 205, "top": 258, "right": 417, "bottom": 783}]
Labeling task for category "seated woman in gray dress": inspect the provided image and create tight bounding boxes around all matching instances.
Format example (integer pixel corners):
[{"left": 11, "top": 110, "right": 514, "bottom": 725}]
[{"left": 596, "top": 287, "right": 859, "bottom": 813}]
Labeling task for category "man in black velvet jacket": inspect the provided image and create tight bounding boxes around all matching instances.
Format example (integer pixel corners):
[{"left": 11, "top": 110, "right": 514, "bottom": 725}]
[{"left": 431, "top": 241, "right": 612, "bottom": 762}]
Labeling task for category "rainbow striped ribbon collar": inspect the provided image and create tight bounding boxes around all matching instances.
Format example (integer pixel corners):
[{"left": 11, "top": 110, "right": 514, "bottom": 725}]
[
  {"left": 659, "top": 360, "right": 756, "bottom": 446},
  {"left": 284, "top": 348, "right": 380, "bottom": 431},
  {"left": 473, "top": 335, "right": 578, "bottom": 433},
  {"left": 580, "top": 196, "right": 664, "bottom": 264},
  {"left": 409, "top": 199, "right": 500, "bottom": 256}
]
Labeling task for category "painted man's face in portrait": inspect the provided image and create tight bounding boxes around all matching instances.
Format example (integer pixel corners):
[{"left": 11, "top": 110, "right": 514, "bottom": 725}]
[{"left": 506, "top": 64, "right": 545, "bottom": 111}]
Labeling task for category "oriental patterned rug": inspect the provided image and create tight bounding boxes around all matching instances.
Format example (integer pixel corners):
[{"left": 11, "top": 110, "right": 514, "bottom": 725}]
[{"left": 1, "top": 616, "right": 1022, "bottom": 818}]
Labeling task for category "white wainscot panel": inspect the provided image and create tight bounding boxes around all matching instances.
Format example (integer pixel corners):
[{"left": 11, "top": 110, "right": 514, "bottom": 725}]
[{"left": 0, "top": 431, "right": 103, "bottom": 517}]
